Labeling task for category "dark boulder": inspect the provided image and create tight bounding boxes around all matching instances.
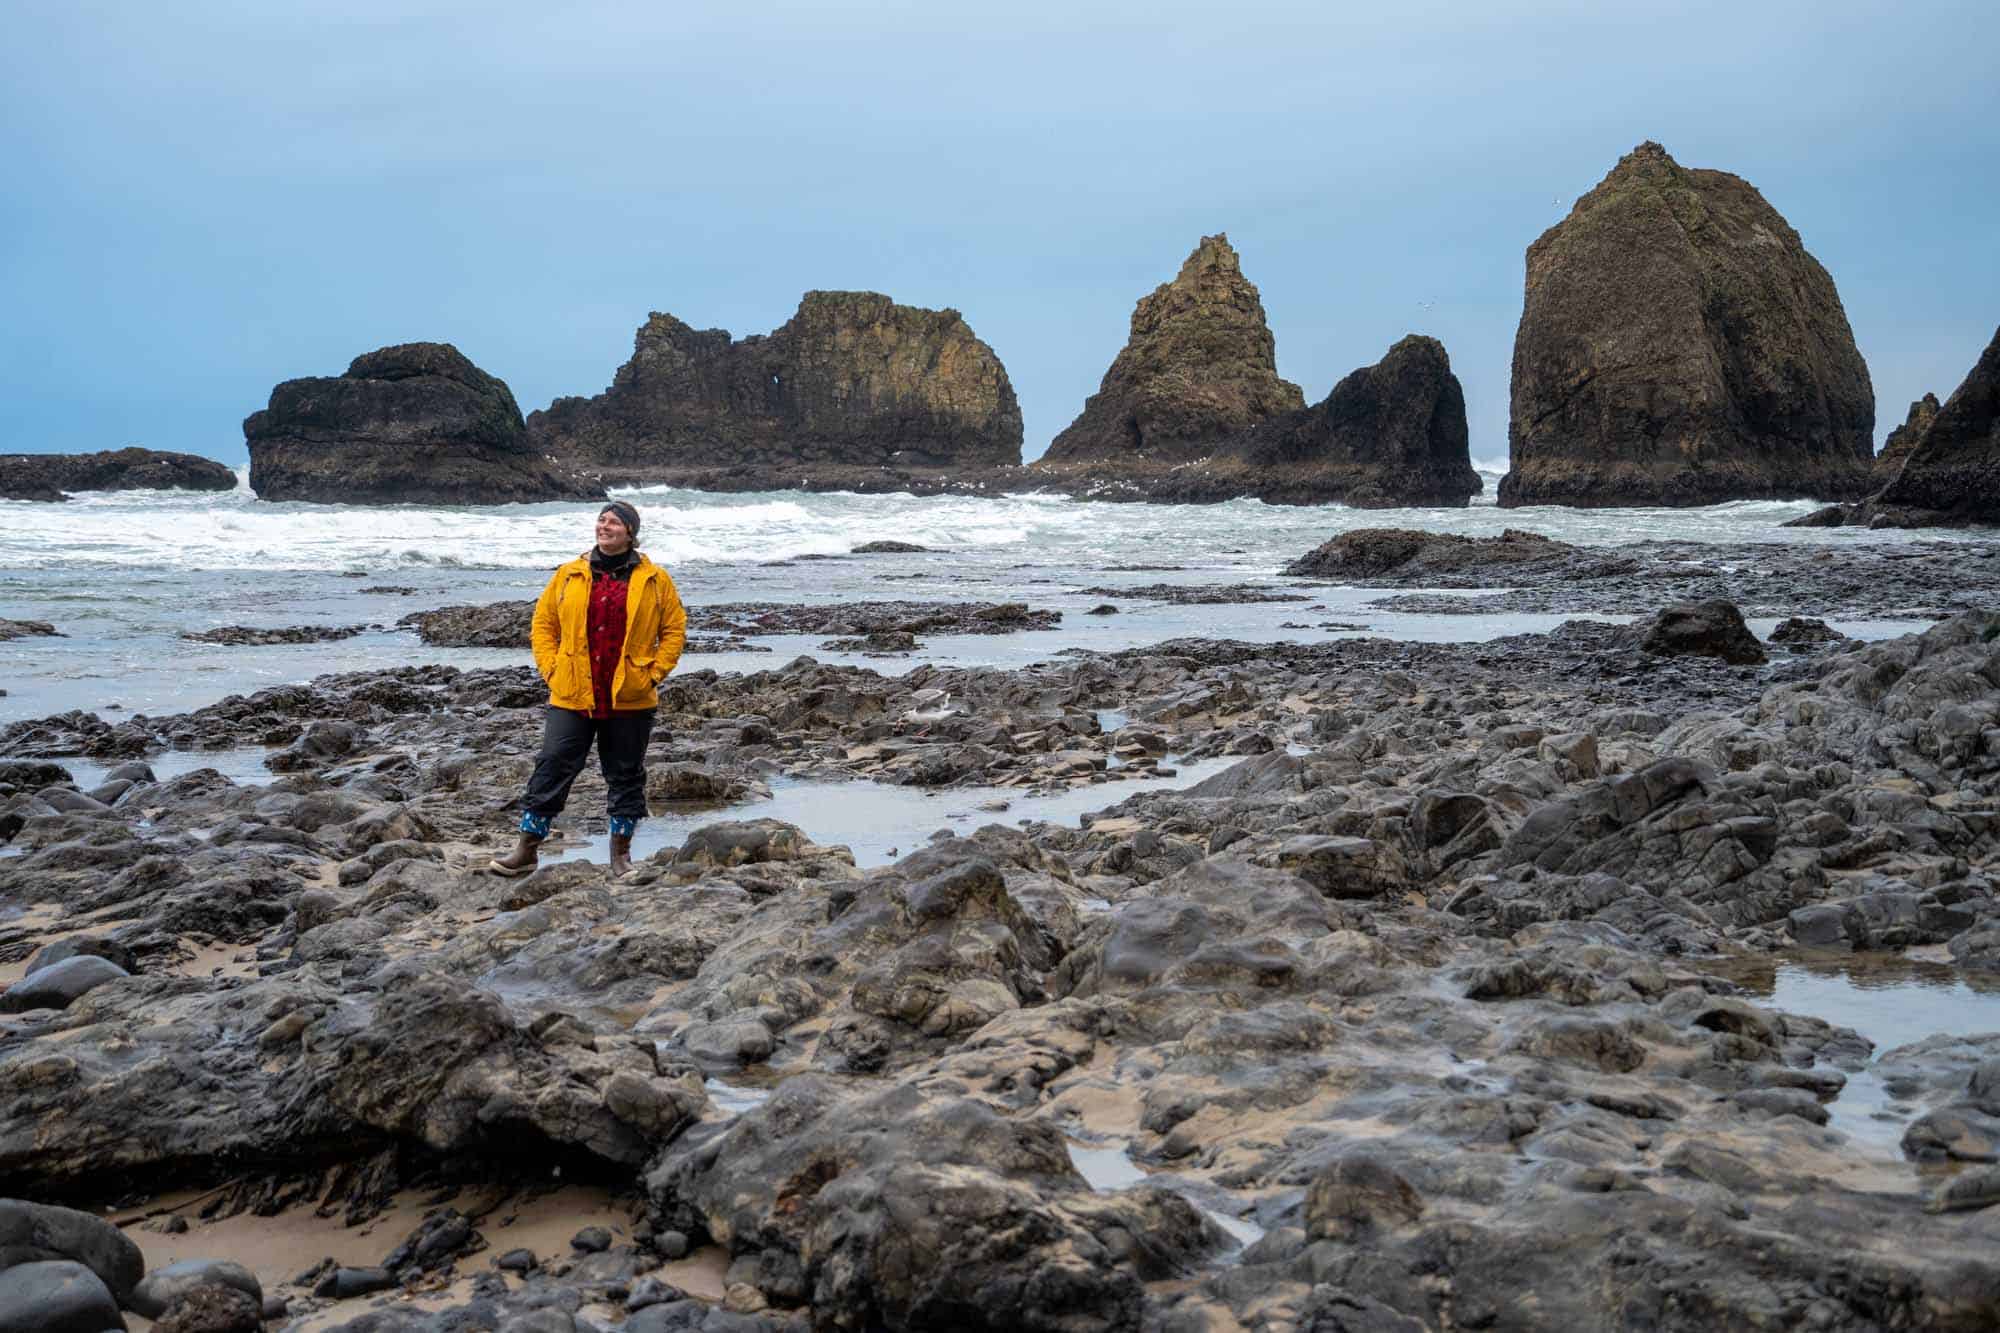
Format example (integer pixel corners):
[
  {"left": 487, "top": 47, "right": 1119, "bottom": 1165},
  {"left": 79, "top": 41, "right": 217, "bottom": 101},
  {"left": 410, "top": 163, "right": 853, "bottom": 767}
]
[
  {"left": 0, "top": 1198, "right": 145, "bottom": 1305},
  {"left": 1, "top": 954, "right": 131, "bottom": 1012},
  {"left": 0, "top": 1260, "right": 122, "bottom": 1333},
  {"left": 245, "top": 342, "right": 604, "bottom": 505},
  {"left": 1501, "top": 141, "right": 1874, "bottom": 507},
  {"left": 529, "top": 293, "right": 1021, "bottom": 481},
  {"left": 1, "top": 447, "right": 237, "bottom": 501},
  {"left": 131, "top": 1259, "right": 262, "bottom": 1318},
  {"left": 1637, "top": 600, "right": 1768, "bottom": 665},
  {"left": 1283, "top": 527, "right": 1575, "bottom": 579},
  {"left": 152, "top": 1283, "right": 261, "bottom": 1333}
]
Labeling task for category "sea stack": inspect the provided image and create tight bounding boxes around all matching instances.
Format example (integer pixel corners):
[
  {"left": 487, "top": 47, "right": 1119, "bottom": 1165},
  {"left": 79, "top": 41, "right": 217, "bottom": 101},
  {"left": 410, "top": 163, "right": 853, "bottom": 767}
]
[
  {"left": 1500, "top": 141, "right": 1874, "bottom": 508},
  {"left": 1218, "top": 335, "right": 1482, "bottom": 506},
  {"left": 1038, "top": 234, "right": 1305, "bottom": 464},
  {"left": 1876, "top": 326, "right": 2000, "bottom": 523},
  {"left": 245, "top": 343, "right": 604, "bottom": 505},
  {"left": 0, "top": 448, "right": 238, "bottom": 503},
  {"left": 528, "top": 293, "right": 1021, "bottom": 484}
]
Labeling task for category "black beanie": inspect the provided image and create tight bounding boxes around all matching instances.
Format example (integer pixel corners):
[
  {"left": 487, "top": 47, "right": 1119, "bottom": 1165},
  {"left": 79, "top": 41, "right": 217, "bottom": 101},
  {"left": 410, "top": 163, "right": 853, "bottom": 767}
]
[{"left": 599, "top": 500, "right": 641, "bottom": 541}]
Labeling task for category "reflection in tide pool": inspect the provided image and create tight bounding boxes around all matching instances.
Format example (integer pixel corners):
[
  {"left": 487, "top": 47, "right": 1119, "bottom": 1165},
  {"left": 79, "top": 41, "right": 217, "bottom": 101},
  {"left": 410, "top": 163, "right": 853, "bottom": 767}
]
[
  {"left": 1721, "top": 952, "right": 2000, "bottom": 1154},
  {"left": 553, "top": 753, "right": 1243, "bottom": 870}
]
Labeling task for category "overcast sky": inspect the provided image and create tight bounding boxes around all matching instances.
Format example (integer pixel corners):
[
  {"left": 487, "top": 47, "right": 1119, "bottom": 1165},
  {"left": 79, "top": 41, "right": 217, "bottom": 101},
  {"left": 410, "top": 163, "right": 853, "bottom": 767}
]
[{"left": 4, "top": 0, "right": 1995, "bottom": 467}]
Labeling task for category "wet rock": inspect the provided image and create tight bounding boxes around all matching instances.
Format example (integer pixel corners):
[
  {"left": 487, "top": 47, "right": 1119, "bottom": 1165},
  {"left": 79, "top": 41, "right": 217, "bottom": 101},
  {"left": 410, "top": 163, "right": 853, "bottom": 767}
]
[
  {"left": 1304, "top": 1154, "right": 1425, "bottom": 1241},
  {"left": 1283, "top": 527, "right": 1574, "bottom": 580},
  {"left": 314, "top": 1264, "right": 396, "bottom": 1299},
  {"left": 0, "top": 1259, "right": 122, "bottom": 1333},
  {"left": 1, "top": 953, "right": 130, "bottom": 1012},
  {"left": 1767, "top": 616, "right": 1847, "bottom": 650},
  {"left": 152, "top": 1281, "right": 262, "bottom": 1333},
  {"left": 382, "top": 1209, "right": 477, "bottom": 1274},
  {"left": 1501, "top": 141, "right": 1874, "bottom": 507},
  {"left": 0, "top": 1198, "right": 145, "bottom": 1304},
  {"left": 131, "top": 1259, "right": 263, "bottom": 1317},
  {"left": 646, "top": 1078, "right": 1215, "bottom": 1330},
  {"left": 570, "top": 1225, "right": 613, "bottom": 1253},
  {"left": 183, "top": 624, "right": 367, "bottom": 646},
  {"left": 1637, "top": 599, "right": 1767, "bottom": 665},
  {"left": 0, "top": 619, "right": 63, "bottom": 642},
  {"left": 850, "top": 541, "right": 928, "bottom": 554}
]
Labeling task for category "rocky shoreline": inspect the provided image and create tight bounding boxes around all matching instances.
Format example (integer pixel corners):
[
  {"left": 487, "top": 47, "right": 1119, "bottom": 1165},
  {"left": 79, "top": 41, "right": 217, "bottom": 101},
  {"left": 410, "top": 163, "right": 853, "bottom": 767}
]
[{"left": 3, "top": 576, "right": 2000, "bottom": 1327}]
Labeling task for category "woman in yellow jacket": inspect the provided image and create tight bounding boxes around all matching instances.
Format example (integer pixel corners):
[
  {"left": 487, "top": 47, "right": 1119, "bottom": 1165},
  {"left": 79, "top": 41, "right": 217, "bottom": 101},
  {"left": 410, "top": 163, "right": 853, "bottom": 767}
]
[{"left": 489, "top": 500, "right": 687, "bottom": 878}]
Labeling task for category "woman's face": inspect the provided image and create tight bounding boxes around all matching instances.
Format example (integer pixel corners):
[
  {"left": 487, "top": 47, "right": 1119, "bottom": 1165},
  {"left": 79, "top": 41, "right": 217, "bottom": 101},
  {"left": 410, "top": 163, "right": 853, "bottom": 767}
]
[{"left": 595, "top": 510, "right": 632, "bottom": 554}]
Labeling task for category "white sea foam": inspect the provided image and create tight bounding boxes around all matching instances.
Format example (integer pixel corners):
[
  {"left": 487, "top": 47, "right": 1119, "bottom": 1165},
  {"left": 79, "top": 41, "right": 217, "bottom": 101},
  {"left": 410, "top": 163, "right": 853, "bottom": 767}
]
[{"left": 0, "top": 473, "right": 1969, "bottom": 579}]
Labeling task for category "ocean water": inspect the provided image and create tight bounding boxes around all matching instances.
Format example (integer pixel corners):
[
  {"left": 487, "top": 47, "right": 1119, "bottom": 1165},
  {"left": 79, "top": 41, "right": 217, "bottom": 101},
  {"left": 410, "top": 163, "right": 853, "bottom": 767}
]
[{"left": 0, "top": 465, "right": 1962, "bottom": 722}]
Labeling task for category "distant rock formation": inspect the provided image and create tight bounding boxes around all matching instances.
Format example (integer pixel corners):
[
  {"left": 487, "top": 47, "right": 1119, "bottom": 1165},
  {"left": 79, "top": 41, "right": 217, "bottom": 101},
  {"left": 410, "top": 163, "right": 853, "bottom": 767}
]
[
  {"left": 528, "top": 293, "right": 1021, "bottom": 484},
  {"left": 1784, "top": 327, "right": 2000, "bottom": 529},
  {"left": 1037, "top": 335, "right": 1480, "bottom": 506},
  {"left": 1874, "top": 394, "right": 1940, "bottom": 483},
  {"left": 1876, "top": 326, "right": 2000, "bottom": 523},
  {"left": 1500, "top": 141, "right": 1874, "bottom": 508},
  {"left": 1, "top": 448, "right": 237, "bottom": 503},
  {"left": 245, "top": 343, "right": 604, "bottom": 505},
  {"left": 1218, "top": 335, "right": 1480, "bottom": 505},
  {"left": 1039, "top": 235, "right": 1304, "bottom": 464}
]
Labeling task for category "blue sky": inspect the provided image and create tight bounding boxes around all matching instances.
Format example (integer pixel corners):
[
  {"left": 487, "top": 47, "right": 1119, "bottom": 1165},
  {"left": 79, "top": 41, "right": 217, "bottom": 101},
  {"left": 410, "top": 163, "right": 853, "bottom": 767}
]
[{"left": 3, "top": 1, "right": 1995, "bottom": 467}]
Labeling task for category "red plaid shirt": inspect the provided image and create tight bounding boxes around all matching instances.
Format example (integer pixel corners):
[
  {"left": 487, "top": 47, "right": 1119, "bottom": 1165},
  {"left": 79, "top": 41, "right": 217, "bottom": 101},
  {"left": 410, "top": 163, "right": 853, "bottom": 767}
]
[{"left": 585, "top": 573, "right": 630, "bottom": 718}]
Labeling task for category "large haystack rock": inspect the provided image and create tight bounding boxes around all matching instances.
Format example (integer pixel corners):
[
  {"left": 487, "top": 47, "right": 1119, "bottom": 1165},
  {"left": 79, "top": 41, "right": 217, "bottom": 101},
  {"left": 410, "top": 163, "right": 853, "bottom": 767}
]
[
  {"left": 1877, "top": 326, "right": 2000, "bottom": 522},
  {"left": 1500, "top": 141, "right": 1874, "bottom": 508},
  {"left": 245, "top": 343, "right": 603, "bottom": 505},
  {"left": 528, "top": 293, "right": 1020, "bottom": 481},
  {"left": 1039, "top": 234, "right": 1303, "bottom": 463}
]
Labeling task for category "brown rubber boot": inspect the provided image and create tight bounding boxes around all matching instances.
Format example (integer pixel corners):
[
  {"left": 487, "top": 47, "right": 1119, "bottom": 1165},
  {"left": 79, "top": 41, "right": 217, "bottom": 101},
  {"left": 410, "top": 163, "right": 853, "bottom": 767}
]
[
  {"left": 488, "top": 832, "right": 543, "bottom": 878},
  {"left": 608, "top": 832, "right": 634, "bottom": 877}
]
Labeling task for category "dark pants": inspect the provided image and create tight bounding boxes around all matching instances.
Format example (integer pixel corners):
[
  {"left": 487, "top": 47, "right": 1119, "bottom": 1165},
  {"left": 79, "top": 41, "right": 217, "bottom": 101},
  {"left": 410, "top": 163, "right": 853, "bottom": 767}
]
[{"left": 522, "top": 707, "right": 655, "bottom": 822}]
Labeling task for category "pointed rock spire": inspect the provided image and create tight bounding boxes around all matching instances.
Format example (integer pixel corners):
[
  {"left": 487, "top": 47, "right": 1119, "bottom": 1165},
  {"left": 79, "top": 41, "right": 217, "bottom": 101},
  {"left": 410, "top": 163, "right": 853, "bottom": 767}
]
[{"left": 1041, "top": 234, "right": 1303, "bottom": 462}]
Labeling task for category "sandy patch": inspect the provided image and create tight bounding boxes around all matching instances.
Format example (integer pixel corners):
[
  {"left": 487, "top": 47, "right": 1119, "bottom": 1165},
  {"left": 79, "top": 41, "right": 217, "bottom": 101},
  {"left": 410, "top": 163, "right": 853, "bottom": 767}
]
[{"left": 122, "top": 1182, "right": 653, "bottom": 1328}]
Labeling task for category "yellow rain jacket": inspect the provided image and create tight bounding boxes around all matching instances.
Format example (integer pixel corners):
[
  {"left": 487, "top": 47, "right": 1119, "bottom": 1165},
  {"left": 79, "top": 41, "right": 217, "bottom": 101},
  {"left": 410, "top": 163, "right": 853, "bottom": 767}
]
[{"left": 530, "top": 553, "right": 688, "bottom": 713}]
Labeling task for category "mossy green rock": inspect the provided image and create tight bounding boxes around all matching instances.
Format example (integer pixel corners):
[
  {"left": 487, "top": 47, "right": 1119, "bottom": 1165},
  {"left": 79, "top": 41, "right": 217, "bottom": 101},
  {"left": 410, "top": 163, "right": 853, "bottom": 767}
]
[{"left": 1501, "top": 141, "right": 1874, "bottom": 508}]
